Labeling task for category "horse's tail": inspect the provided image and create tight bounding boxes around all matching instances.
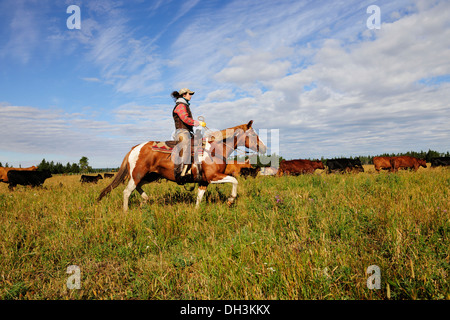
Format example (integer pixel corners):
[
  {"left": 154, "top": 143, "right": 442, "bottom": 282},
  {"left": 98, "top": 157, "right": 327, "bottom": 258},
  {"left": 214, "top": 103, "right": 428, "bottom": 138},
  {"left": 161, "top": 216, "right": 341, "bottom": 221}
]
[{"left": 97, "top": 151, "right": 130, "bottom": 202}]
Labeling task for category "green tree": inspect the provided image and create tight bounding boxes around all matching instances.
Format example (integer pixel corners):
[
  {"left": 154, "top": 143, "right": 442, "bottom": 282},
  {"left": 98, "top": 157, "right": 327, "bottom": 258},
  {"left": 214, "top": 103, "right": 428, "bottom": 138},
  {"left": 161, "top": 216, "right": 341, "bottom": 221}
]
[
  {"left": 71, "top": 162, "right": 80, "bottom": 173},
  {"left": 425, "top": 149, "right": 442, "bottom": 162},
  {"left": 38, "top": 159, "right": 49, "bottom": 171},
  {"left": 79, "top": 156, "right": 91, "bottom": 173}
]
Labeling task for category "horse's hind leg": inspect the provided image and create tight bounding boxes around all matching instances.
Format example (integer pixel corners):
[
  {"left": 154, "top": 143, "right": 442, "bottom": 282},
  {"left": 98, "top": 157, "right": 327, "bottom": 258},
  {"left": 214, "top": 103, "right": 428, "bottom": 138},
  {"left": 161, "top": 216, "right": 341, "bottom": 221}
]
[
  {"left": 123, "top": 179, "right": 136, "bottom": 213},
  {"left": 136, "top": 173, "right": 161, "bottom": 208},
  {"left": 136, "top": 183, "right": 149, "bottom": 205}
]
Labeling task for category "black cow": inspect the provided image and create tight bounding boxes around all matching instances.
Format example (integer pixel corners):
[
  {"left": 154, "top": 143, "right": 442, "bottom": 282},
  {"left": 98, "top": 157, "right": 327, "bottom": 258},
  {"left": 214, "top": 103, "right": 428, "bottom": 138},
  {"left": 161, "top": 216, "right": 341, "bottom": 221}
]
[
  {"left": 240, "top": 167, "right": 261, "bottom": 178},
  {"left": 326, "top": 158, "right": 364, "bottom": 173},
  {"left": 104, "top": 173, "right": 115, "bottom": 178},
  {"left": 431, "top": 157, "right": 450, "bottom": 167},
  {"left": 81, "top": 174, "right": 103, "bottom": 183},
  {"left": 349, "top": 159, "right": 364, "bottom": 173},
  {"left": 7, "top": 170, "right": 52, "bottom": 190}
]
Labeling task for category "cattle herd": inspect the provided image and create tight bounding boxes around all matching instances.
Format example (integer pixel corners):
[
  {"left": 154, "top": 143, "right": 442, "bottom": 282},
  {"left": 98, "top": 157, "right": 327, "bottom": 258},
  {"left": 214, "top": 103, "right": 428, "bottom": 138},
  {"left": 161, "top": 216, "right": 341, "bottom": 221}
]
[
  {"left": 0, "top": 156, "right": 449, "bottom": 190},
  {"left": 277, "top": 155, "right": 449, "bottom": 176},
  {"left": 0, "top": 167, "right": 116, "bottom": 190}
]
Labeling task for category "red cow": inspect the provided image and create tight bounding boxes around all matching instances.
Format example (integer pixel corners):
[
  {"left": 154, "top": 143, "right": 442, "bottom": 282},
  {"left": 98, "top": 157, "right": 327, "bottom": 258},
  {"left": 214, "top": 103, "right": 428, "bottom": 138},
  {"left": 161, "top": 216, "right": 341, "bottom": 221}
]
[
  {"left": 373, "top": 156, "right": 393, "bottom": 172},
  {"left": 390, "top": 156, "right": 427, "bottom": 172},
  {"left": 277, "top": 159, "right": 324, "bottom": 176}
]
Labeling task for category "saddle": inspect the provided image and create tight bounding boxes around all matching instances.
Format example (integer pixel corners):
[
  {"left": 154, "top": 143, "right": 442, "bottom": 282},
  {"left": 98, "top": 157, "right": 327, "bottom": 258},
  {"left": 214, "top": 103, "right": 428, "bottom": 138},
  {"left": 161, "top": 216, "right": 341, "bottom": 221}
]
[
  {"left": 151, "top": 133, "right": 205, "bottom": 185},
  {"left": 151, "top": 140, "right": 179, "bottom": 153},
  {"left": 150, "top": 139, "right": 204, "bottom": 156}
]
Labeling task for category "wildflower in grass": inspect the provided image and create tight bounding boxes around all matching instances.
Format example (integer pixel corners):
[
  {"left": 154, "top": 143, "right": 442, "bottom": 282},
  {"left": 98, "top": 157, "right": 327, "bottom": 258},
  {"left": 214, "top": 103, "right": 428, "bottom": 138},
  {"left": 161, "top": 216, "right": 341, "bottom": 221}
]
[
  {"left": 263, "top": 263, "right": 276, "bottom": 273},
  {"left": 275, "top": 195, "right": 281, "bottom": 203}
]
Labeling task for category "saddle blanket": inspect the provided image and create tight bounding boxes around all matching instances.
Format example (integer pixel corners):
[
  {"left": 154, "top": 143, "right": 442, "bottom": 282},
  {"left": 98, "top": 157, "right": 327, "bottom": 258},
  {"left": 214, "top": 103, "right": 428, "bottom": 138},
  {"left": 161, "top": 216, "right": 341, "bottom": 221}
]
[{"left": 151, "top": 141, "right": 176, "bottom": 153}]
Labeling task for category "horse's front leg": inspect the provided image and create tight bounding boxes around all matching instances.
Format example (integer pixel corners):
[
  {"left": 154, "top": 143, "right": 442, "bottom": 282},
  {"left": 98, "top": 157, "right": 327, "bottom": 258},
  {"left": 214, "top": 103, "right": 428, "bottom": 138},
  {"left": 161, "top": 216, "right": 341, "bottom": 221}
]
[
  {"left": 195, "top": 184, "right": 208, "bottom": 209},
  {"left": 210, "top": 174, "right": 238, "bottom": 206}
]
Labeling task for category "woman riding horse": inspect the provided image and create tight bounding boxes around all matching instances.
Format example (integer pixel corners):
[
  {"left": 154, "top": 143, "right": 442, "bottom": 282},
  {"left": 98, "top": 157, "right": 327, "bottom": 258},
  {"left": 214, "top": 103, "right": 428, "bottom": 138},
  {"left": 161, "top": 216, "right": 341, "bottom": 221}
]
[
  {"left": 97, "top": 120, "right": 266, "bottom": 212},
  {"left": 171, "top": 88, "right": 206, "bottom": 178}
]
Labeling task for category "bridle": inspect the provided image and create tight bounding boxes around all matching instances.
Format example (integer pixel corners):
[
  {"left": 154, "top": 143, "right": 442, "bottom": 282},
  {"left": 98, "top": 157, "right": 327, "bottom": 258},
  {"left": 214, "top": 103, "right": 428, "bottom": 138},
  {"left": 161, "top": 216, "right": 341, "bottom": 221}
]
[{"left": 198, "top": 117, "right": 259, "bottom": 160}]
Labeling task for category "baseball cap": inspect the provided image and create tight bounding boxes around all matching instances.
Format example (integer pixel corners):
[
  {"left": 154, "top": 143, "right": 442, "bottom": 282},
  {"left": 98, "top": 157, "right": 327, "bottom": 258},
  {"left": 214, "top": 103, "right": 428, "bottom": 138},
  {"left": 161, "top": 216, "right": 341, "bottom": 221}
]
[{"left": 179, "top": 88, "right": 195, "bottom": 95}]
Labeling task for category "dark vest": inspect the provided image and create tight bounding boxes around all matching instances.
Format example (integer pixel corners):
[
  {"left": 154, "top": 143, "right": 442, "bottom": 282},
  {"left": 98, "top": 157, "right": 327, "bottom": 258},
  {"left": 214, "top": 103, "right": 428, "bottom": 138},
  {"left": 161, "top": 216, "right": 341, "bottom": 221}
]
[{"left": 173, "top": 102, "right": 194, "bottom": 133}]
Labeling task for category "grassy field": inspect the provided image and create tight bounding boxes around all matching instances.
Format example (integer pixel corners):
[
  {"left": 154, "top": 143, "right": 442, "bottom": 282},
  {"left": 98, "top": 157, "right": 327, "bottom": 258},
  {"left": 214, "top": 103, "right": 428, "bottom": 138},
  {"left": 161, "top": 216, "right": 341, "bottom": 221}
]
[{"left": 0, "top": 165, "right": 449, "bottom": 300}]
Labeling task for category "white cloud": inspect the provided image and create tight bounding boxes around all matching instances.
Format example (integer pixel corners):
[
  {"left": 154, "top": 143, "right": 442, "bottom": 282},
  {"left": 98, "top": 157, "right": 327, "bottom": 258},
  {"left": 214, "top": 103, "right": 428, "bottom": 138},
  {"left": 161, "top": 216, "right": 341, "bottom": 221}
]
[
  {"left": 205, "top": 89, "right": 235, "bottom": 102},
  {"left": 82, "top": 77, "right": 101, "bottom": 82},
  {"left": 0, "top": 1, "right": 41, "bottom": 64},
  {"left": 169, "top": 0, "right": 201, "bottom": 25},
  {"left": 215, "top": 51, "right": 292, "bottom": 85},
  {"left": 192, "top": 0, "right": 450, "bottom": 159},
  {"left": 1, "top": 0, "right": 449, "bottom": 166},
  {"left": 0, "top": 103, "right": 137, "bottom": 167}
]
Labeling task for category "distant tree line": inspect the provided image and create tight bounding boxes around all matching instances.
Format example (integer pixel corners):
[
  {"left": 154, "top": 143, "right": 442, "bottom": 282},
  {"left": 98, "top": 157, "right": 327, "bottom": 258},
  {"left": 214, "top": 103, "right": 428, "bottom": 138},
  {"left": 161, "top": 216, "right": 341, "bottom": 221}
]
[
  {"left": 36, "top": 157, "right": 118, "bottom": 174},
  {"left": 0, "top": 156, "right": 117, "bottom": 174},
  {"left": 37, "top": 159, "right": 84, "bottom": 174}
]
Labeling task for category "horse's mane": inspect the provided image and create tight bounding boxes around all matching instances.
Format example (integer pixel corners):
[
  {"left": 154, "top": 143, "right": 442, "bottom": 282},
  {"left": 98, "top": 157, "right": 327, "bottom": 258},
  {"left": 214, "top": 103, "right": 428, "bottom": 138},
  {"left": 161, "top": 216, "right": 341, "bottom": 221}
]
[{"left": 205, "top": 123, "right": 249, "bottom": 142}]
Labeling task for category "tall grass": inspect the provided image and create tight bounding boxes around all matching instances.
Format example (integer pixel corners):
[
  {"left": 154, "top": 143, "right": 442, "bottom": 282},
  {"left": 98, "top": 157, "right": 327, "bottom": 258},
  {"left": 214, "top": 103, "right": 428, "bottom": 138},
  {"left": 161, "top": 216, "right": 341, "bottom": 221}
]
[{"left": 0, "top": 167, "right": 449, "bottom": 299}]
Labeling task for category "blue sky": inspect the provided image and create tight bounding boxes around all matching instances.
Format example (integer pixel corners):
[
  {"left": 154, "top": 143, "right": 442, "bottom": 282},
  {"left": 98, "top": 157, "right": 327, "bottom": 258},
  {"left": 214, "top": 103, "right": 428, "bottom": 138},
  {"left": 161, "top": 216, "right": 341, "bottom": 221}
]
[{"left": 1, "top": 0, "right": 449, "bottom": 168}]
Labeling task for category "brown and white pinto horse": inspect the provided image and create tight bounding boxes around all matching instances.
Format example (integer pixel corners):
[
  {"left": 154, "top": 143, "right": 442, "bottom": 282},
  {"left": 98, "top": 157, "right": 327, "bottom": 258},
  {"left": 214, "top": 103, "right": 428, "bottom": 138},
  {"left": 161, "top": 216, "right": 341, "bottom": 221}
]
[{"left": 98, "top": 120, "right": 266, "bottom": 212}]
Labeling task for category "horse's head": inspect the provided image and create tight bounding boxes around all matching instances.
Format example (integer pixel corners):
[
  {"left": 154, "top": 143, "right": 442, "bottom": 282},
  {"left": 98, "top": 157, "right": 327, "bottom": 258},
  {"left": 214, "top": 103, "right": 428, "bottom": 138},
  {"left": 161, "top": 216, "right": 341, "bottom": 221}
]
[
  {"left": 236, "top": 120, "right": 267, "bottom": 154},
  {"left": 206, "top": 121, "right": 267, "bottom": 162}
]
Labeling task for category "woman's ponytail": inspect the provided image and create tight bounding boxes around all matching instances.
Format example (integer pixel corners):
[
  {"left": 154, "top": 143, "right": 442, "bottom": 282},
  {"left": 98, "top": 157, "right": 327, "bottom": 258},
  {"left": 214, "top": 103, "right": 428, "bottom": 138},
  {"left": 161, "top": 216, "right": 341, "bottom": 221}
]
[{"left": 171, "top": 91, "right": 181, "bottom": 101}]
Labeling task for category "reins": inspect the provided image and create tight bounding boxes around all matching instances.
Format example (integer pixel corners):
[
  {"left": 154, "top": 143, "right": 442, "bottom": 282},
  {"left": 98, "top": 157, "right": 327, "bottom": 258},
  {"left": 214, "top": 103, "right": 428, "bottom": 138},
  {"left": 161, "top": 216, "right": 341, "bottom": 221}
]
[
  {"left": 182, "top": 118, "right": 257, "bottom": 191},
  {"left": 198, "top": 116, "right": 256, "bottom": 160}
]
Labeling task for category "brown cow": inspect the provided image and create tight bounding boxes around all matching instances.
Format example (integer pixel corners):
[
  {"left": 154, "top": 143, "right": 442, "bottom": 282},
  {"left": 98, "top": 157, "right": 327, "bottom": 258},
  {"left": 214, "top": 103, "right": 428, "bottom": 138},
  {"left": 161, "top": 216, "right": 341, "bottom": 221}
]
[
  {"left": 373, "top": 156, "right": 393, "bottom": 172},
  {"left": 277, "top": 159, "right": 324, "bottom": 176},
  {"left": 240, "top": 167, "right": 261, "bottom": 178},
  {"left": 0, "top": 166, "right": 38, "bottom": 183},
  {"left": 224, "top": 160, "right": 253, "bottom": 177},
  {"left": 390, "top": 156, "right": 427, "bottom": 172}
]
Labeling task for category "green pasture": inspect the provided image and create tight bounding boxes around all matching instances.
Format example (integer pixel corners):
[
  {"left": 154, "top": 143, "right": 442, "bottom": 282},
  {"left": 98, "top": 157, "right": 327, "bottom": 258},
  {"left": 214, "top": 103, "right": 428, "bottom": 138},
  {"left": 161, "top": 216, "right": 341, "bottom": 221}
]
[{"left": 0, "top": 167, "right": 449, "bottom": 299}]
